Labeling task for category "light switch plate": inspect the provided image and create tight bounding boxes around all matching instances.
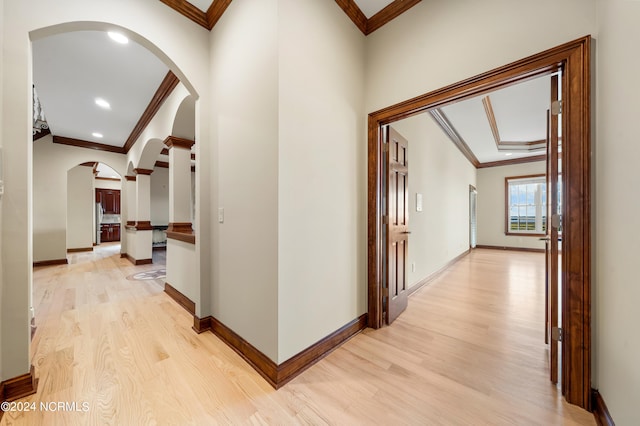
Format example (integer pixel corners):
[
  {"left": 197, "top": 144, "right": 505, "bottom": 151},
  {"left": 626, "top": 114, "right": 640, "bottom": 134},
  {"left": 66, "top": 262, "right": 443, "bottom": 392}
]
[
  {"left": 218, "top": 207, "right": 224, "bottom": 223},
  {"left": 416, "top": 193, "right": 423, "bottom": 212}
]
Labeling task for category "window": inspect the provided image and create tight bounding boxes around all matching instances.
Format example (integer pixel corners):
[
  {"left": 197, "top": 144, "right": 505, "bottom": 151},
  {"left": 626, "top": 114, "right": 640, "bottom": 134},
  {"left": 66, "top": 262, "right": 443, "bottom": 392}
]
[{"left": 505, "top": 175, "right": 546, "bottom": 235}]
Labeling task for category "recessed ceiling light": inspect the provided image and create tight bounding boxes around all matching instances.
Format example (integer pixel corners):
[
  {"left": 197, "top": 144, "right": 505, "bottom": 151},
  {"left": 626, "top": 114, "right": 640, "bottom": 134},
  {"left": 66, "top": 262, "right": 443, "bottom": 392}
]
[
  {"left": 95, "top": 98, "right": 111, "bottom": 109},
  {"left": 505, "top": 153, "right": 513, "bottom": 156},
  {"left": 108, "top": 31, "right": 129, "bottom": 45},
  {"left": 92, "top": 132, "right": 104, "bottom": 138}
]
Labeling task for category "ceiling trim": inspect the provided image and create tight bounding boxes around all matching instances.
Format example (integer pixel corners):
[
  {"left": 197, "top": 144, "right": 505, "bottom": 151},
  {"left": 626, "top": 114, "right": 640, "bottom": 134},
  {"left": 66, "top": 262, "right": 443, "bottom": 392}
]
[
  {"left": 159, "top": 0, "right": 209, "bottom": 29},
  {"left": 53, "top": 136, "right": 126, "bottom": 154},
  {"left": 429, "top": 109, "right": 479, "bottom": 167},
  {"left": 155, "top": 161, "right": 170, "bottom": 168},
  {"left": 123, "top": 71, "right": 180, "bottom": 153},
  {"left": 335, "top": 0, "right": 367, "bottom": 34},
  {"left": 335, "top": 0, "right": 421, "bottom": 35},
  {"left": 79, "top": 161, "right": 97, "bottom": 167},
  {"left": 430, "top": 108, "right": 547, "bottom": 169},
  {"left": 477, "top": 154, "right": 546, "bottom": 169},
  {"left": 482, "top": 96, "right": 546, "bottom": 152},
  {"left": 95, "top": 176, "right": 122, "bottom": 182},
  {"left": 206, "top": 0, "right": 233, "bottom": 30},
  {"left": 159, "top": 0, "right": 233, "bottom": 31},
  {"left": 366, "top": 0, "right": 421, "bottom": 34}
]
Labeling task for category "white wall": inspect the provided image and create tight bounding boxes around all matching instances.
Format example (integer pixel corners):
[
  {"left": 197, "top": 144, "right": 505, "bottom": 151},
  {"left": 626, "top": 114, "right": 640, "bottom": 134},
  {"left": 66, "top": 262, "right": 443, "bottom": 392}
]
[
  {"left": 277, "top": 0, "right": 365, "bottom": 362},
  {"left": 392, "top": 114, "right": 476, "bottom": 288},
  {"left": 66, "top": 166, "right": 94, "bottom": 250},
  {"left": 209, "top": 0, "right": 279, "bottom": 361},
  {"left": 33, "top": 136, "right": 126, "bottom": 262},
  {"left": 150, "top": 166, "right": 169, "bottom": 226},
  {"left": 476, "top": 161, "right": 546, "bottom": 250},
  {"left": 0, "top": 0, "right": 5, "bottom": 381},
  {"left": 594, "top": 1, "right": 640, "bottom": 424},
  {"left": 94, "top": 178, "right": 121, "bottom": 190},
  {"left": 2, "top": 0, "right": 209, "bottom": 379},
  {"left": 166, "top": 239, "right": 197, "bottom": 311},
  {"left": 365, "top": 0, "right": 596, "bottom": 112}
]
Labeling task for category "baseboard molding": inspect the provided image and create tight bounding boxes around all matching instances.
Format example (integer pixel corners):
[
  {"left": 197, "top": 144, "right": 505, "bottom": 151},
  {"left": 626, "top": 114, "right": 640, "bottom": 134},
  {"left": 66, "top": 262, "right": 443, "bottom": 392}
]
[
  {"left": 276, "top": 313, "right": 368, "bottom": 388},
  {"left": 409, "top": 249, "right": 470, "bottom": 296},
  {"left": 192, "top": 315, "right": 212, "bottom": 334},
  {"left": 196, "top": 314, "right": 368, "bottom": 389},
  {"left": 124, "top": 254, "right": 152, "bottom": 265},
  {"left": 164, "top": 282, "right": 195, "bottom": 316},
  {"left": 67, "top": 247, "right": 93, "bottom": 253},
  {"left": 1, "top": 365, "right": 38, "bottom": 403},
  {"left": 591, "top": 389, "right": 615, "bottom": 426},
  {"left": 33, "top": 258, "right": 68, "bottom": 267},
  {"left": 475, "top": 244, "right": 545, "bottom": 253},
  {"left": 152, "top": 245, "right": 167, "bottom": 251},
  {"left": 208, "top": 316, "right": 279, "bottom": 387}
]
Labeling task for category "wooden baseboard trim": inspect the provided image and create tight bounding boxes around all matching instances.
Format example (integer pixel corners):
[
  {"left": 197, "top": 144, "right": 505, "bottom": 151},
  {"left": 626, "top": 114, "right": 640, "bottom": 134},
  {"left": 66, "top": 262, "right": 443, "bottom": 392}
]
[
  {"left": 152, "top": 246, "right": 167, "bottom": 251},
  {"left": 276, "top": 313, "right": 368, "bottom": 388},
  {"left": 1, "top": 365, "right": 38, "bottom": 403},
  {"left": 66, "top": 247, "right": 93, "bottom": 253},
  {"left": 196, "top": 314, "right": 368, "bottom": 389},
  {"left": 475, "top": 244, "right": 545, "bottom": 253},
  {"left": 33, "top": 258, "right": 68, "bottom": 267},
  {"left": 164, "top": 282, "right": 195, "bottom": 316},
  {"left": 124, "top": 254, "right": 153, "bottom": 265},
  {"left": 591, "top": 389, "right": 614, "bottom": 426},
  {"left": 409, "top": 249, "right": 470, "bottom": 296},
  {"left": 209, "top": 316, "right": 279, "bottom": 387},
  {"left": 120, "top": 253, "right": 127, "bottom": 258},
  {"left": 192, "top": 315, "right": 212, "bottom": 334}
]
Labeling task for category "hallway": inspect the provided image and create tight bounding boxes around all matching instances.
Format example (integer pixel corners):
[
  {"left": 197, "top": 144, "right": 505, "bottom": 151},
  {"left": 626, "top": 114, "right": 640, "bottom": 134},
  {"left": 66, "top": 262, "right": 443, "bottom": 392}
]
[{"left": 3, "top": 248, "right": 594, "bottom": 424}]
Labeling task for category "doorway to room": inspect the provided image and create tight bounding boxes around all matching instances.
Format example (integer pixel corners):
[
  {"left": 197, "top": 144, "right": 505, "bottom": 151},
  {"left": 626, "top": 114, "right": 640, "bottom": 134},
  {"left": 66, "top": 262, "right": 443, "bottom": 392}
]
[{"left": 367, "top": 36, "right": 592, "bottom": 410}]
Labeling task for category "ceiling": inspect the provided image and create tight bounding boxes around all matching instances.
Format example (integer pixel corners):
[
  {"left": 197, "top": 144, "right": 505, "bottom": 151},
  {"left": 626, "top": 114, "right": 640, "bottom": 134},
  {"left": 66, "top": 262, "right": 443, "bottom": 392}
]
[
  {"left": 432, "top": 74, "right": 554, "bottom": 164},
  {"left": 353, "top": 0, "right": 395, "bottom": 18},
  {"left": 32, "top": 31, "right": 169, "bottom": 149}
]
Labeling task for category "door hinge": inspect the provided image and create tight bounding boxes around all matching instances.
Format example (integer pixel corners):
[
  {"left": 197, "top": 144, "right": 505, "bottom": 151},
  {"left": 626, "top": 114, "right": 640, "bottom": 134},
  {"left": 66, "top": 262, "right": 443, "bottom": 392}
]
[
  {"left": 382, "top": 287, "right": 389, "bottom": 298},
  {"left": 552, "top": 327, "right": 563, "bottom": 342},
  {"left": 551, "top": 214, "right": 561, "bottom": 229},
  {"left": 383, "top": 215, "right": 389, "bottom": 225},
  {"left": 551, "top": 100, "right": 562, "bottom": 116},
  {"left": 383, "top": 142, "right": 389, "bottom": 153}
]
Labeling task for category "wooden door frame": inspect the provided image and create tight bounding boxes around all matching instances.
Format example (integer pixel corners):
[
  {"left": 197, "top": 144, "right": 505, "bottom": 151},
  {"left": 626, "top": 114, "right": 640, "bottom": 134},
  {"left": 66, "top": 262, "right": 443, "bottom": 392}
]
[{"left": 367, "top": 36, "right": 591, "bottom": 410}]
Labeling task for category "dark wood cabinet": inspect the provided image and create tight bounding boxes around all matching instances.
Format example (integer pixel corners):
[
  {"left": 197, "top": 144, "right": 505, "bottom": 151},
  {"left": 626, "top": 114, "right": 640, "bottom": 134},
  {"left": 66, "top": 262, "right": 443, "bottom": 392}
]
[
  {"left": 96, "top": 189, "right": 121, "bottom": 214},
  {"left": 100, "top": 224, "right": 121, "bottom": 242}
]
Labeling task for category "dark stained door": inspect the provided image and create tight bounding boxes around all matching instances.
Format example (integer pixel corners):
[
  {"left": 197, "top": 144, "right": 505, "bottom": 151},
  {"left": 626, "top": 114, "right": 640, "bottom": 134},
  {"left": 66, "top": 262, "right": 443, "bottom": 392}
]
[
  {"left": 546, "top": 73, "right": 561, "bottom": 385},
  {"left": 385, "top": 126, "right": 409, "bottom": 324}
]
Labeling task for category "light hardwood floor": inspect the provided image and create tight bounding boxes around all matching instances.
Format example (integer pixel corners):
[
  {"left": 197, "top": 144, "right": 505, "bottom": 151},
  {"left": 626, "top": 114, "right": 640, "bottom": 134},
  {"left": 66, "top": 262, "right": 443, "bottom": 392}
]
[{"left": 2, "top": 248, "right": 595, "bottom": 425}]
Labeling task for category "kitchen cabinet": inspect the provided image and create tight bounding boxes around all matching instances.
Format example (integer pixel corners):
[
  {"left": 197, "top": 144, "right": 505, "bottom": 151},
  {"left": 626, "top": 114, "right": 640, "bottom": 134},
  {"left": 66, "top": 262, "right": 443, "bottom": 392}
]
[
  {"left": 100, "top": 224, "right": 121, "bottom": 242},
  {"left": 96, "top": 189, "right": 121, "bottom": 214}
]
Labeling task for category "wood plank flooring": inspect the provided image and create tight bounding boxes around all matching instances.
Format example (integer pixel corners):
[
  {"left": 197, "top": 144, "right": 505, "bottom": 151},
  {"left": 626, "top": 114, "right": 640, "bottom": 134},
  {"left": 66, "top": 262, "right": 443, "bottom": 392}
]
[{"left": 2, "top": 248, "right": 594, "bottom": 425}]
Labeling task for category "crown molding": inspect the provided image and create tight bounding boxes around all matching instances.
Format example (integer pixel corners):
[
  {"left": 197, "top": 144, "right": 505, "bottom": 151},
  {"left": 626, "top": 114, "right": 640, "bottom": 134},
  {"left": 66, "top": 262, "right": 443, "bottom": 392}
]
[
  {"left": 53, "top": 136, "right": 126, "bottom": 154},
  {"left": 366, "top": 0, "right": 421, "bottom": 34},
  {"left": 429, "top": 108, "right": 479, "bottom": 167},
  {"left": 123, "top": 71, "right": 179, "bottom": 153},
  {"left": 477, "top": 155, "right": 546, "bottom": 169},
  {"left": 160, "top": 0, "right": 233, "bottom": 31},
  {"left": 335, "top": 0, "right": 421, "bottom": 35},
  {"left": 482, "top": 96, "right": 546, "bottom": 152}
]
